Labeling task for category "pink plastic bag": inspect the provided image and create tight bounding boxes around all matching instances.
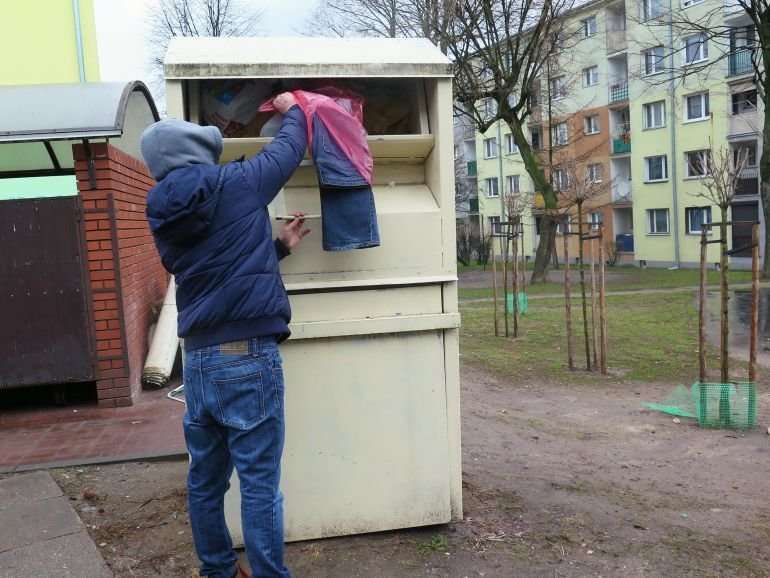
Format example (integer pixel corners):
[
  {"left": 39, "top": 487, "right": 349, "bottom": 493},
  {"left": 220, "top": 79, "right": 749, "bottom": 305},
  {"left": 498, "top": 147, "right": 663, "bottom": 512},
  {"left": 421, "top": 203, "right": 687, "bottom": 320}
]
[{"left": 260, "top": 88, "right": 372, "bottom": 185}]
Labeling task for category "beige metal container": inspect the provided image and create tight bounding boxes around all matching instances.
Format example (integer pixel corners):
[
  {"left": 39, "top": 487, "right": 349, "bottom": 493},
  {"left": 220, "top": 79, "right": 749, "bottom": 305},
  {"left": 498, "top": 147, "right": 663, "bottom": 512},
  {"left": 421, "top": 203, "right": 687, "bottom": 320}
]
[{"left": 164, "top": 37, "right": 461, "bottom": 542}]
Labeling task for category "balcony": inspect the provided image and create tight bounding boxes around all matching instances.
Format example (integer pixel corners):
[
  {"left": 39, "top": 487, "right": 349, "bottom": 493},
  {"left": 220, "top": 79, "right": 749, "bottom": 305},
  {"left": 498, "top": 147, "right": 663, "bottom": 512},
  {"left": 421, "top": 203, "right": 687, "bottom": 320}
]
[
  {"left": 612, "top": 122, "right": 631, "bottom": 154},
  {"left": 467, "top": 160, "right": 477, "bottom": 176},
  {"left": 606, "top": 29, "right": 627, "bottom": 54},
  {"left": 728, "top": 49, "right": 754, "bottom": 76},
  {"left": 736, "top": 168, "right": 759, "bottom": 196},
  {"left": 609, "top": 81, "right": 628, "bottom": 103}
]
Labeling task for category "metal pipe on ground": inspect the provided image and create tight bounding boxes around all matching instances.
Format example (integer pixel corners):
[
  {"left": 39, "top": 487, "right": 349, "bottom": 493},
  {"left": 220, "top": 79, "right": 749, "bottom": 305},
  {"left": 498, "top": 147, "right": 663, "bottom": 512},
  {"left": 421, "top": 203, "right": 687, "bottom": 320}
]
[{"left": 142, "top": 277, "right": 179, "bottom": 390}]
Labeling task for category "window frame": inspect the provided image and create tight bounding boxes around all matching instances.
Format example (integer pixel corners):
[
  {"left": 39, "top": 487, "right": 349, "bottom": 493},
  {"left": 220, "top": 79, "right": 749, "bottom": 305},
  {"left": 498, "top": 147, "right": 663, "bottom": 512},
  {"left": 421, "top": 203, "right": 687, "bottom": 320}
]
[
  {"left": 642, "top": 100, "right": 666, "bottom": 129},
  {"left": 684, "top": 92, "right": 710, "bottom": 122},
  {"left": 551, "top": 122, "right": 569, "bottom": 146},
  {"left": 587, "top": 163, "right": 603, "bottom": 183},
  {"left": 553, "top": 168, "right": 570, "bottom": 191},
  {"left": 642, "top": 0, "right": 664, "bottom": 21},
  {"left": 584, "top": 114, "right": 600, "bottom": 134},
  {"left": 550, "top": 75, "right": 566, "bottom": 100},
  {"left": 589, "top": 211, "right": 604, "bottom": 230},
  {"left": 485, "top": 177, "right": 500, "bottom": 198},
  {"left": 504, "top": 133, "right": 518, "bottom": 155},
  {"left": 506, "top": 174, "right": 521, "bottom": 195},
  {"left": 647, "top": 208, "right": 670, "bottom": 234},
  {"left": 483, "top": 137, "right": 498, "bottom": 159},
  {"left": 489, "top": 216, "right": 502, "bottom": 235},
  {"left": 686, "top": 206, "right": 713, "bottom": 234},
  {"left": 731, "top": 89, "right": 757, "bottom": 115},
  {"left": 582, "top": 65, "right": 599, "bottom": 87},
  {"left": 643, "top": 46, "right": 665, "bottom": 75},
  {"left": 582, "top": 16, "right": 597, "bottom": 37},
  {"left": 732, "top": 143, "right": 757, "bottom": 168},
  {"left": 645, "top": 155, "right": 668, "bottom": 182},
  {"left": 683, "top": 33, "right": 709, "bottom": 65},
  {"left": 685, "top": 149, "right": 711, "bottom": 179}
]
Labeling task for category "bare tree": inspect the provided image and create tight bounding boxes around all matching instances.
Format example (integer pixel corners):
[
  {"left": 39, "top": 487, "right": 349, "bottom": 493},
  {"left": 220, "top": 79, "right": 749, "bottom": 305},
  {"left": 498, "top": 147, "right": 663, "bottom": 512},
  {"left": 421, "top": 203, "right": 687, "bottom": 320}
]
[
  {"left": 632, "top": 0, "right": 770, "bottom": 276},
  {"left": 146, "top": 0, "right": 264, "bottom": 95},
  {"left": 691, "top": 146, "right": 750, "bottom": 382}
]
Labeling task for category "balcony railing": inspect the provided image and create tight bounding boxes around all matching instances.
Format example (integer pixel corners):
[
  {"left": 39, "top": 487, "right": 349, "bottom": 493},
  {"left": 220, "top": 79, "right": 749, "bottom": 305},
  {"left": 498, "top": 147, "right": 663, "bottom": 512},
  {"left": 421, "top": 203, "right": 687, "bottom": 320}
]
[
  {"left": 736, "top": 168, "right": 759, "bottom": 196},
  {"left": 612, "top": 122, "right": 631, "bottom": 154},
  {"left": 728, "top": 49, "right": 754, "bottom": 76},
  {"left": 467, "top": 161, "right": 477, "bottom": 176},
  {"left": 615, "top": 234, "right": 634, "bottom": 253},
  {"left": 609, "top": 81, "right": 629, "bottom": 103},
  {"left": 606, "top": 29, "right": 627, "bottom": 53}
]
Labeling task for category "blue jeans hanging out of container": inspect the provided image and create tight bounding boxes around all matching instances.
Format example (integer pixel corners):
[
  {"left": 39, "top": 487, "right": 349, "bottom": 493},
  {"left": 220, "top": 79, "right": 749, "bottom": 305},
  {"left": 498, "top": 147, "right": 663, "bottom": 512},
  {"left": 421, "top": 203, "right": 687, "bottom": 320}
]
[{"left": 311, "top": 116, "right": 380, "bottom": 251}]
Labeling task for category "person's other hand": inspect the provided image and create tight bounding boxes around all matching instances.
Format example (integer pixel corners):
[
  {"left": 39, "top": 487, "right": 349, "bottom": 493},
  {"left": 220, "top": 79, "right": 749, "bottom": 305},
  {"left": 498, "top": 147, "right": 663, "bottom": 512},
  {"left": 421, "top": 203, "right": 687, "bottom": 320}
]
[
  {"left": 278, "top": 213, "right": 311, "bottom": 250},
  {"left": 273, "top": 92, "right": 297, "bottom": 114}
]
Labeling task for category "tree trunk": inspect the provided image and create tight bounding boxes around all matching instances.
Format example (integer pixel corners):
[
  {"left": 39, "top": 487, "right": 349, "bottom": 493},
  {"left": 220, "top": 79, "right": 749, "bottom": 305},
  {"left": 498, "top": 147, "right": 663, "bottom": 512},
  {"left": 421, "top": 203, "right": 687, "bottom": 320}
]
[
  {"left": 719, "top": 218, "right": 729, "bottom": 384},
  {"left": 506, "top": 118, "right": 558, "bottom": 283},
  {"left": 577, "top": 202, "right": 591, "bottom": 371},
  {"left": 760, "top": 35, "right": 770, "bottom": 278}
]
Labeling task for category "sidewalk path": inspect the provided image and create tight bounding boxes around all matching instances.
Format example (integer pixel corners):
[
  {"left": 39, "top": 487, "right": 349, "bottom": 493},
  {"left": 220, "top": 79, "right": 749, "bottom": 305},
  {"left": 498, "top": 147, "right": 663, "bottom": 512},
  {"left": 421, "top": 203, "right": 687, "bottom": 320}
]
[{"left": 0, "top": 471, "right": 112, "bottom": 577}]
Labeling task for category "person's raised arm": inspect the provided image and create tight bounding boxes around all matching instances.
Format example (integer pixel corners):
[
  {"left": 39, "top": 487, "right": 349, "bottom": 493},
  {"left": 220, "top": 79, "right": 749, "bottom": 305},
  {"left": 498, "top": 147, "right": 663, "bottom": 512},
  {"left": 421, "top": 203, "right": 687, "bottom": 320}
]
[{"left": 243, "top": 92, "right": 308, "bottom": 205}]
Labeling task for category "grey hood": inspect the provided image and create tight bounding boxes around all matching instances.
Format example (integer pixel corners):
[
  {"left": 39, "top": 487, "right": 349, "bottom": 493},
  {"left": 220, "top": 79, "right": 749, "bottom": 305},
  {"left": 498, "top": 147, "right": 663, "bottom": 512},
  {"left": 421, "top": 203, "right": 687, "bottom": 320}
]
[{"left": 140, "top": 118, "right": 223, "bottom": 181}]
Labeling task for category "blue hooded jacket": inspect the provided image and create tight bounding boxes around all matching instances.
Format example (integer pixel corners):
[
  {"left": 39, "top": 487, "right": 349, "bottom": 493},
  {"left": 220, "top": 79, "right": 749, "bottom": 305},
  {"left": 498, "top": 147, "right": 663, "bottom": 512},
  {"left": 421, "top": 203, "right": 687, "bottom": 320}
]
[{"left": 141, "top": 107, "right": 308, "bottom": 349}]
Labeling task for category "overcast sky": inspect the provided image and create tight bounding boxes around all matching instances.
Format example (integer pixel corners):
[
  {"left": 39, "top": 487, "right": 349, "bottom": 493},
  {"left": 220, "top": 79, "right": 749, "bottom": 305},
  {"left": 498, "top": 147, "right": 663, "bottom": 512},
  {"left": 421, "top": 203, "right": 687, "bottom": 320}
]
[{"left": 93, "top": 0, "right": 319, "bottom": 85}]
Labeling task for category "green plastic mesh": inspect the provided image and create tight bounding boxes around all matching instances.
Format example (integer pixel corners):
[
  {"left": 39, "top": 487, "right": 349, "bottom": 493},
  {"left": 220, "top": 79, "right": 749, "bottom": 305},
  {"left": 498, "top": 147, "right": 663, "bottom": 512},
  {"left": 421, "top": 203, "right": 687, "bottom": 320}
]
[
  {"left": 694, "top": 382, "right": 756, "bottom": 430},
  {"left": 506, "top": 292, "right": 528, "bottom": 314},
  {"left": 643, "top": 384, "right": 697, "bottom": 418}
]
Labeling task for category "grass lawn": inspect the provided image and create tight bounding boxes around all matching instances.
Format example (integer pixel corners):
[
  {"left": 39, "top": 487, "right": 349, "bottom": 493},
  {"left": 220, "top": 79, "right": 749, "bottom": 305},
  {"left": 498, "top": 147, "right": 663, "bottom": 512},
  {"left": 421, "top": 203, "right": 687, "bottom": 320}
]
[{"left": 459, "top": 266, "right": 753, "bottom": 385}]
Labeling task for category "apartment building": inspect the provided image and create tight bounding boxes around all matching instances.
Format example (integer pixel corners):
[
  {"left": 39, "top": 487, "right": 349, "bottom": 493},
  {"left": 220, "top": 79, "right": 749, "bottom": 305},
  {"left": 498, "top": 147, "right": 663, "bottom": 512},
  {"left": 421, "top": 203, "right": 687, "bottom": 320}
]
[{"left": 474, "top": 0, "right": 764, "bottom": 269}]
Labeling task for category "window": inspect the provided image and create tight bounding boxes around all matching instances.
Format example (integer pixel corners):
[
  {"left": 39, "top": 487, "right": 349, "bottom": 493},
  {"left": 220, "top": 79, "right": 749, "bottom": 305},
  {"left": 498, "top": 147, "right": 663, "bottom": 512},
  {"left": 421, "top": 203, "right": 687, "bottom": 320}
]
[
  {"left": 645, "top": 155, "right": 668, "bottom": 181},
  {"left": 587, "top": 163, "right": 603, "bottom": 183},
  {"left": 530, "top": 130, "right": 541, "bottom": 150},
  {"left": 589, "top": 211, "right": 604, "bottom": 230},
  {"left": 733, "top": 143, "right": 757, "bottom": 167},
  {"left": 505, "top": 133, "right": 518, "bottom": 154},
  {"left": 551, "top": 75, "right": 566, "bottom": 99},
  {"left": 482, "top": 98, "right": 497, "bottom": 120},
  {"left": 643, "top": 100, "right": 666, "bottom": 129},
  {"left": 483, "top": 137, "right": 498, "bottom": 159},
  {"left": 506, "top": 175, "right": 521, "bottom": 194},
  {"left": 684, "top": 34, "right": 708, "bottom": 64},
  {"left": 685, "top": 92, "right": 710, "bottom": 121},
  {"left": 485, "top": 177, "right": 499, "bottom": 197},
  {"left": 647, "top": 209, "right": 670, "bottom": 234},
  {"left": 642, "top": 0, "right": 663, "bottom": 20},
  {"left": 556, "top": 214, "right": 572, "bottom": 235},
  {"left": 643, "top": 46, "right": 665, "bottom": 75},
  {"left": 553, "top": 168, "right": 570, "bottom": 190},
  {"left": 685, "top": 150, "right": 711, "bottom": 178},
  {"left": 527, "top": 90, "right": 540, "bottom": 111},
  {"left": 582, "top": 16, "right": 597, "bottom": 37},
  {"left": 584, "top": 115, "right": 600, "bottom": 134},
  {"left": 731, "top": 89, "right": 757, "bottom": 114},
  {"left": 551, "top": 122, "right": 568, "bottom": 146},
  {"left": 552, "top": 30, "right": 565, "bottom": 51},
  {"left": 489, "top": 216, "right": 502, "bottom": 234},
  {"left": 686, "top": 206, "right": 712, "bottom": 234},
  {"left": 682, "top": 0, "right": 704, "bottom": 6},
  {"left": 454, "top": 145, "right": 460, "bottom": 160},
  {"left": 583, "top": 65, "right": 599, "bottom": 86}
]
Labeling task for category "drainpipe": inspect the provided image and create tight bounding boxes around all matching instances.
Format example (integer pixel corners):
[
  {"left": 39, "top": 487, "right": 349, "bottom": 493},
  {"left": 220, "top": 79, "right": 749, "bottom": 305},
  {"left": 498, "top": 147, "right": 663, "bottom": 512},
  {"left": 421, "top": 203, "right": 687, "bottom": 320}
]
[
  {"left": 72, "top": 0, "right": 86, "bottom": 82},
  {"left": 667, "top": 0, "right": 681, "bottom": 268}
]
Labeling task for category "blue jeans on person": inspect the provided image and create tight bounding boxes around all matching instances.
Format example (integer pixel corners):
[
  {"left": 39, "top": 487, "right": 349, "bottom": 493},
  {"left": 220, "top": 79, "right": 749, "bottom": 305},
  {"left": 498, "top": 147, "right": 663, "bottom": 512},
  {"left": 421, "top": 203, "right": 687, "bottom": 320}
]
[
  {"left": 183, "top": 337, "right": 291, "bottom": 578},
  {"left": 311, "top": 116, "right": 380, "bottom": 251}
]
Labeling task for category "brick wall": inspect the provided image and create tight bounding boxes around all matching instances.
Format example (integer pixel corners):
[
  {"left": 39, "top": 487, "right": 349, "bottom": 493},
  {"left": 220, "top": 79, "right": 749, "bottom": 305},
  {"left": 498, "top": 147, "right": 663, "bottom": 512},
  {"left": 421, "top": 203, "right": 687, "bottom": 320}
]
[{"left": 73, "top": 142, "right": 167, "bottom": 408}]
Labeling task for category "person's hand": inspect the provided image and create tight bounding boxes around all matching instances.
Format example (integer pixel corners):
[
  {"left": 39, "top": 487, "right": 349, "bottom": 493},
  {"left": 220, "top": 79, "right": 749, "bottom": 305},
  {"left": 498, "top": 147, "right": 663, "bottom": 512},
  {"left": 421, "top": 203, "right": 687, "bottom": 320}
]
[
  {"left": 278, "top": 213, "right": 311, "bottom": 250},
  {"left": 273, "top": 92, "right": 297, "bottom": 115}
]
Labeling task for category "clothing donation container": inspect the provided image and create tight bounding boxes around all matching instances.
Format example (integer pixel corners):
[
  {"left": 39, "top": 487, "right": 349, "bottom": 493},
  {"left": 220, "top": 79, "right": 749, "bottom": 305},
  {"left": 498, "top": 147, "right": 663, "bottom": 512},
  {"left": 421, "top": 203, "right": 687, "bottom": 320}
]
[{"left": 163, "top": 37, "right": 461, "bottom": 542}]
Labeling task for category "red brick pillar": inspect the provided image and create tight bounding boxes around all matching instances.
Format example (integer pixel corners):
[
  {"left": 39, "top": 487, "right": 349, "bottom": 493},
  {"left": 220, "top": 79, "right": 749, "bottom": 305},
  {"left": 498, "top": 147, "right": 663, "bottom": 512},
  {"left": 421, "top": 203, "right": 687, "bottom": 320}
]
[{"left": 73, "top": 143, "right": 167, "bottom": 408}]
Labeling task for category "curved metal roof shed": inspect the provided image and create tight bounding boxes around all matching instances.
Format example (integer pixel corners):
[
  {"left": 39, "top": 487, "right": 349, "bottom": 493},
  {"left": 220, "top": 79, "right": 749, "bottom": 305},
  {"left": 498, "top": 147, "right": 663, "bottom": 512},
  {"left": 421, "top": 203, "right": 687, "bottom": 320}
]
[{"left": 0, "top": 81, "right": 159, "bottom": 179}]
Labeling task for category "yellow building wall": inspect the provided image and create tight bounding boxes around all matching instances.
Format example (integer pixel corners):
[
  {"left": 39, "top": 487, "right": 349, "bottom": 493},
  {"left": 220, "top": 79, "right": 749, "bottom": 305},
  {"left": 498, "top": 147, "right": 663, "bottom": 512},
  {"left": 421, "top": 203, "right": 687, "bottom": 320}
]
[{"left": 2, "top": 0, "right": 100, "bottom": 84}]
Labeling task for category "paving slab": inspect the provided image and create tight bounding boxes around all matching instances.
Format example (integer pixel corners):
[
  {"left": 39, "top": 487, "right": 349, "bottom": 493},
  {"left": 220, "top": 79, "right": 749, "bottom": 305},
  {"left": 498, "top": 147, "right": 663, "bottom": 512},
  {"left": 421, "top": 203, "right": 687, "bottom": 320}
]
[
  {"left": 0, "top": 472, "right": 112, "bottom": 577},
  {"left": 0, "top": 531, "right": 111, "bottom": 577},
  {"left": 0, "top": 470, "right": 61, "bottom": 509}
]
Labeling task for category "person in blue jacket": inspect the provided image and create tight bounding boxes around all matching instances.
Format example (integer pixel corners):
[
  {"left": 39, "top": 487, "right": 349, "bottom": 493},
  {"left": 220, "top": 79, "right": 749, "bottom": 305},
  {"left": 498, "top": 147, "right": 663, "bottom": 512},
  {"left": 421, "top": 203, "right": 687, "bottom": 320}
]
[{"left": 140, "top": 92, "right": 308, "bottom": 578}]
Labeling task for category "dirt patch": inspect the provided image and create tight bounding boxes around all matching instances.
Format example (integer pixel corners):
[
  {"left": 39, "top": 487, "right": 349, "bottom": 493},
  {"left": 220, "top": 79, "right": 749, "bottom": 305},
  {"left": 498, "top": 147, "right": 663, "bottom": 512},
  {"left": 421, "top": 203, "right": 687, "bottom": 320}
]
[{"left": 49, "top": 362, "right": 770, "bottom": 577}]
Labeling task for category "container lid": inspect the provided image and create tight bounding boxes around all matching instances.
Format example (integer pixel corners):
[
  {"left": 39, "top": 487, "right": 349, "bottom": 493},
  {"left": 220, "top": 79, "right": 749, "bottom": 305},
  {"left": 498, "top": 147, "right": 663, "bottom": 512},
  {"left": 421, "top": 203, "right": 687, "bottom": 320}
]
[{"left": 164, "top": 37, "right": 453, "bottom": 79}]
